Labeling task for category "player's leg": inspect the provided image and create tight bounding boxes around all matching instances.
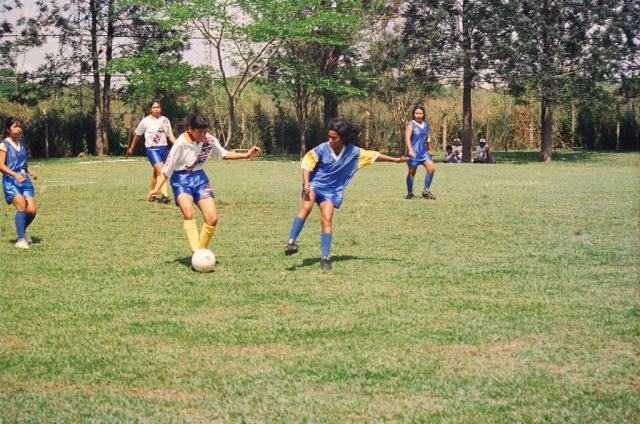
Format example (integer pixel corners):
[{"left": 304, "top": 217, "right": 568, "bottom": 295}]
[
  {"left": 285, "top": 191, "right": 316, "bottom": 255},
  {"left": 176, "top": 193, "right": 199, "bottom": 253},
  {"left": 422, "top": 160, "right": 436, "bottom": 199},
  {"left": 11, "top": 193, "right": 28, "bottom": 248},
  {"left": 24, "top": 195, "right": 36, "bottom": 243},
  {"left": 152, "top": 163, "right": 170, "bottom": 202},
  {"left": 319, "top": 200, "right": 335, "bottom": 269},
  {"left": 406, "top": 166, "right": 417, "bottom": 199},
  {"left": 195, "top": 196, "right": 217, "bottom": 250}
]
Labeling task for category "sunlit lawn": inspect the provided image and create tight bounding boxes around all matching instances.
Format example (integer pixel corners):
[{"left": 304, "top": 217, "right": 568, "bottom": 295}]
[{"left": 1, "top": 150, "right": 638, "bottom": 422}]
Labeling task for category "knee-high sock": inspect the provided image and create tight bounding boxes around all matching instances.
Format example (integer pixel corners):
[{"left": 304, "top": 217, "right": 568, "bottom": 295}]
[
  {"left": 321, "top": 233, "right": 332, "bottom": 258},
  {"left": 183, "top": 219, "right": 199, "bottom": 253},
  {"left": 425, "top": 172, "right": 434, "bottom": 190},
  {"left": 198, "top": 223, "right": 216, "bottom": 250},
  {"left": 289, "top": 216, "right": 306, "bottom": 241},
  {"left": 25, "top": 212, "right": 36, "bottom": 229},
  {"left": 15, "top": 211, "right": 26, "bottom": 240},
  {"left": 160, "top": 179, "right": 169, "bottom": 197},
  {"left": 150, "top": 175, "right": 158, "bottom": 191},
  {"left": 406, "top": 175, "right": 414, "bottom": 194}
]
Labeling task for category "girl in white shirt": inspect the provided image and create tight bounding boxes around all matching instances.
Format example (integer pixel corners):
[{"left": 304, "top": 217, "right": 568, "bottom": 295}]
[{"left": 148, "top": 114, "right": 260, "bottom": 254}]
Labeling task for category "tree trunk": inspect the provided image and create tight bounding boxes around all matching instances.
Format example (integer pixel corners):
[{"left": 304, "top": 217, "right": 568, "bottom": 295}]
[
  {"left": 616, "top": 103, "right": 621, "bottom": 151},
  {"left": 540, "top": 96, "right": 554, "bottom": 162},
  {"left": 99, "top": 0, "right": 115, "bottom": 156},
  {"left": 323, "top": 93, "right": 339, "bottom": 128},
  {"left": 570, "top": 101, "right": 576, "bottom": 147},
  {"left": 90, "top": 0, "right": 105, "bottom": 156},
  {"left": 225, "top": 94, "right": 236, "bottom": 147},
  {"left": 442, "top": 115, "right": 448, "bottom": 153},
  {"left": 461, "top": 0, "right": 473, "bottom": 163}
]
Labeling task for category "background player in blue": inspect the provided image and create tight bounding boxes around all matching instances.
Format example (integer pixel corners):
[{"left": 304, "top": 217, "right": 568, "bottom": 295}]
[
  {"left": 148, "top": 114, "right": 260, "bottom": 255},
  {"left": 0, "top": 117, "right": 38, "bottom": 249},
  {"left": 126, "top": 99, "right": 176, "bottom": 203},
  {"left": 404, "top": 106, "right": 436, "bottom": 199},
  {"left": 284, "top": 118, "right": 408, "bottom": 270}
]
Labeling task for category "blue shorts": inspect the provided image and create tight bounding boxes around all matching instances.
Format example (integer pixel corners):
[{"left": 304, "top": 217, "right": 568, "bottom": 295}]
[
  {"left": 146, "top": 146, "right": 169, "bottom": 166},
  {"left": 3, "top": 173, "right": 35, "bottom": 204},
  {"left": 170, "top": 170, "right": 214, "bottom": 204},
  {"left": 305, "top": 186, "right": 344, "bottom": 209},
  {"left": 407, "top": 152, "right": 433, "bottom": 167}
]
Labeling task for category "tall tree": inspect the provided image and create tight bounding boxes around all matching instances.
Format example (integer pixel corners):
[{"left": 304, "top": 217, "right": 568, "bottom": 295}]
[
  {"left": 403, "top": 0, "right": 495, "bottom": 162},
  {"left": 491, "top": 0, "right": 632, "bottom": 161}
]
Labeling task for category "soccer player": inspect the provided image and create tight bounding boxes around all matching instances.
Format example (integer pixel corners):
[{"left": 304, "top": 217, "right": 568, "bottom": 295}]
[
  {"left": 127, "top": 99, "right": 176, "bottom": 203},
  {"left": 404, "top": 106, "right": 436, "bottom": 199},
  {"left": 148, "top": 113, "right": 260, "bottom": 254},
  {"left": 284, "top": 117, "right": 408, "bottom": 270},
  {"left": 0, "top": 117, "right": 38, "bottom": 249}
]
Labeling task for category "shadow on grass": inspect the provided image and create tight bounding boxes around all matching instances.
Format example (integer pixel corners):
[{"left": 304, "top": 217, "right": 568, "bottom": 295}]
[
  {"left": 286, "top": 255, "right": 401, "bottom": 271},
  {"left": 494, "top": 149, "right": 636, "bottom": 164},
  {"left": 7, "top": 236, "right": 43, "bottom": 244},
  {"left": 170, "top": 256, "right": 222, "bottom": 270}
]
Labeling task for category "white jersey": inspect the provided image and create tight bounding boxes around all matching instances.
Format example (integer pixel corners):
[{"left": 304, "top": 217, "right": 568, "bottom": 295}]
[
  {"left": 135, "top": 115, "right": 174, "bottom": 148},
  {"left": 476, "top": 144, "right": 489, "bottom": 158},
  {"left": 162, "top": 132, "right": 228, "bottom": 175}
]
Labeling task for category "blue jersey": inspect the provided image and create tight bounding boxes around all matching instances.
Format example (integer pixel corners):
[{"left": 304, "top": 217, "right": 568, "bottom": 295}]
[
  {"left": 1, "top": 138, "right": 34, "bottom": 204},
  {"left": 1, "top": 138, "right": 28, "bottom": 173},
  {"left": 301, "top": 142, "right": 379, "bottom": 208},
  {"left": 408, "top": 120, "right": 430, "bottom": 162}
]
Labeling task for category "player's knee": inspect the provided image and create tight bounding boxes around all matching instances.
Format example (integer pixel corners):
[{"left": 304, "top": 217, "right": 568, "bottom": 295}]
[
  {"left": 26, "top": 205, "right": 36, "bottom": 215},
  {"left": 205, "top": 216, "right": 218, "bottom": 227}
]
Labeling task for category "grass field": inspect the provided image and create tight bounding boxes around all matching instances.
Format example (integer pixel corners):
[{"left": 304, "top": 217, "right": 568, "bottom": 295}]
[{"left": 1, "top": 150, "right": 638, "bottom": 422}]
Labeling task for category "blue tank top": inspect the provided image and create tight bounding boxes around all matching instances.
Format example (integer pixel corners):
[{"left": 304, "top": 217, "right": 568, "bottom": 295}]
[
  {"left": 2, "top": 138, "right": 28, "bottom": 173},
  {"left": 408, "top": 121, "right": 430, "bottom": 161}
]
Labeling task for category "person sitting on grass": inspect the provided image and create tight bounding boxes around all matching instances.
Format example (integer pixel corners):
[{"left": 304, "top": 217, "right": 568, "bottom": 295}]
[
  {"left": 445, "top": 145, "right": 462, "bottom": 163},
  {"left": 283, "top": 117, "right": 408, "bottom": 271},
  {"left": 148, "top": 113, "right": 260, "bottom": 255},
  {"left": 475, "top": 138, "right": 496, "bottom": 163}
]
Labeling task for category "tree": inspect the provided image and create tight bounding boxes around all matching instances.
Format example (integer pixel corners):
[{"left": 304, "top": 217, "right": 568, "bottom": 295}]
[
  {"left": 403, "top": 0, "right": 496, "bottom": 162},
  {"left": 491, "top": 0, "right": 633, "bottom": 161}
]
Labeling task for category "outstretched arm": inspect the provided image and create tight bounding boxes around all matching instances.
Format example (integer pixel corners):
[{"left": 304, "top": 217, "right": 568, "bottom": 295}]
[
  {"left": 223, "top": 146, "right": 261, "bottom": 160},
  {"left": 377, "top": 153, "right": 409, "bottom": 164}
]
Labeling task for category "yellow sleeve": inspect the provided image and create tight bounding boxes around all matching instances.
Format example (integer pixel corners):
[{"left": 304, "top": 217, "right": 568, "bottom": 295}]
[
  {"left": 357, "top": 149, "right": 380, "bottom": 169},
  {"left": 301, "top": 150, "right": 319, "bottom": 171}
]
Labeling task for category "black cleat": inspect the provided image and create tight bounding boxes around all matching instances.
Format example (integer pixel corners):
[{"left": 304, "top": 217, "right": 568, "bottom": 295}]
[
  {"left": 405, "top": 193, "right": 415, "bottom": 200},
  {"left": 161, "top": 196, "right": 171, "bottom": 204},
  {"left": 320, "top": 256, "right": 332, "bottom": 270},
  {"left": 422, "top": 190, "right": 436, "bottom": 200},
  {"left": 284, "top": 240, "right": 299, "bottom": 256}
]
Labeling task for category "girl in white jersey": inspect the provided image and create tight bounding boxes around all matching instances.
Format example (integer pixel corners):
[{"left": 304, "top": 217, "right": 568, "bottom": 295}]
[
  {"left": 127, "top": 99, "right": 176, "bottom": 203},
  {"left": 148, "top": 114, "right": 260, "bottom": 255}
]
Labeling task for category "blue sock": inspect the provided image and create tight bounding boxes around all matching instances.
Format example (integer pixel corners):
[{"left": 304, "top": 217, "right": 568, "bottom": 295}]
[
  {"left": 15, "top": 211, "right": 26, "bottom": 240},
  {"left": 425, "top": 172, "right": 434, "bottom": 190},
  {"left": 321, "top": 233, "right": 332, "bottom": 258},
  {"left": 26, "top": 213, "right": 36, "bottom": 229},
  {"left": 289, "top": 216, "right": 305, "bottom": 241},
  {"left": 406, "top": 175, "right": 414, "bottom": 194}
]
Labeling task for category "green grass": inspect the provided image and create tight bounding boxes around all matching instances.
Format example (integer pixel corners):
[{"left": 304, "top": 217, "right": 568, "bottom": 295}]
[{"left": 1, "top": 150, "right": 638, "bottom": 422}]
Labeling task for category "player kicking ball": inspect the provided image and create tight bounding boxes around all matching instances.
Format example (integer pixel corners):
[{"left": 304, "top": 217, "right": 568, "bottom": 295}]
[
  {"left": 284, "top": 117, "right": 408, "bottom": 270},
  {"left": 148, "top": 113, "right": 260, "bottom": 255}
]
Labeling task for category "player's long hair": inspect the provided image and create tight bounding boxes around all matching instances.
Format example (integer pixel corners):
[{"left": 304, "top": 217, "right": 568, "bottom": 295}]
[
  {"left": 328, "top": 118, "right": 360, "bottom": 146},
  {"left": 189, "top": 114, "right": 210, "bottom": 130},
  {"left": 4, "top": 117, "right": 20, "bottom": 135}
]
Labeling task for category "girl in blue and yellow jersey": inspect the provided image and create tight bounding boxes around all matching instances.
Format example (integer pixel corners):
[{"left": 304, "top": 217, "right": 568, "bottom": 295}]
[
  {"left": 127, "top": 99, "right": 176, "bottom": 203},
  {"left": 148, "top": 114, "right": 260, "bottom": 255},
  {"left": 405, "top": 106, "right": 436, "bottom": 199},
  {"left": 284, "top": 118, "right": 408, "bottom": 270},
  {"left": 0, "top": 117, "right": 38, "bottom": 249}
]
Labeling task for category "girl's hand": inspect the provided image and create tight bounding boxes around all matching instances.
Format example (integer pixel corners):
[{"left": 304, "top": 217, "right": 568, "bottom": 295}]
[
  {"left": 147, "top": 190, "right": 158, "bottom": 202},
  {"left": 247, "top": 146, "right": 261, "bottom": 158},
  {"left": 397, "top": 156, "right": 409, "bottom": 163},
  {"left": 408, "top": 149, "right": 416, "bottom": 158},
  {"left": 302, "top": 183, "right": 310, "bottom": 195},
  {"left": 28, "top": 169, "right": 38, "bottom": 180},
  {"left": 15, "top": 173, "right": 26, "bottom": 183}
]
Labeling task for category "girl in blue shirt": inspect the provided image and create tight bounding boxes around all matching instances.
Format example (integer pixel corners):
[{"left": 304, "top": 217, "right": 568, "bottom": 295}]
[
  {"left": 404, "top": 106, "right": 436, "bottom": 199},
  {"left": 0, "top": 117, "right": 38, "bottom": 249}
]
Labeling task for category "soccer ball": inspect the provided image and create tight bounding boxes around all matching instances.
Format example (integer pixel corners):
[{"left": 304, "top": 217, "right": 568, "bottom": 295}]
[{"left": 191, "top": 249, "right": 216, "bottom": 272}]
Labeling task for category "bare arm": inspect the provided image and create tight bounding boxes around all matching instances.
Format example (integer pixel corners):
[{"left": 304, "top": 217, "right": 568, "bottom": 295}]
[
  {"left": 26, "top": 166, "right": 37, "bottom": 180},
  {"left": 223, "top": 146, "right": 261, "bottom": 160},
  {"left": 167, "top": 134, "right": 176, "bottom": 144},
  {"left": 127, "top": 134, "right": 142, "bottom": 157},
  {"left": 405, "top": 124, "right": 414, "bottom": 157},
  {"left": 0, "top": 150, "right": 26, "bottom": 182},
  {"left": 376, "top": 153, "right": 409, "bottom": 164}
]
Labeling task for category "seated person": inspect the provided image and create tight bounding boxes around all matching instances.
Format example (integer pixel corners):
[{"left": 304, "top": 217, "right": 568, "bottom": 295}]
[
  {"left": 445, "top": 145, "right": 462, "bottom": 163},
  {"left": 475, "top": 138, "right": 495, "bottom": 163}
]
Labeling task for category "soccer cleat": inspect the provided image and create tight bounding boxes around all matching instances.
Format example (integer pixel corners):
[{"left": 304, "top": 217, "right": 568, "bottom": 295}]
[
  {"left": 422, "top": 190, "right": 436, "bottom": 200},
  {"left": 161, "top": 196, "right": 171, "bottom": 204},
  {"left": 25, "top": 235, "right": 33, "bottom": 244},
  {"left": 15, "top": 239, "right": 29, "bottom": 249},
  {"left": 284, "top": 240, "right": 299, "bottom": 256},
  {"left": 320, "top": 256, "right": 332, "bottom": 270},
  {"left": 405, "top": 193, "right": 415, "bottom": 200}
]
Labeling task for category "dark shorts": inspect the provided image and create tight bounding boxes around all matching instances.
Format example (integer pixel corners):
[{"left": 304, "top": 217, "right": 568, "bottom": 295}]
[
  {"left": 3, "top": 173, "right": 34, "bottom": 204},
  {"left": 170, "top": 170, "right": 214, "bottom": 205},
  {"left": 146, "top": 146, "right": 169, "bottom": 166}
]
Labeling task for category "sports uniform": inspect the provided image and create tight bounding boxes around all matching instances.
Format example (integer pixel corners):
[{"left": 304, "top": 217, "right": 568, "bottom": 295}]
[
  {"left": 406, "top": 120, "right": 431, "bottom": 167},
  {"left": 1, "top": 138, "right": 34, "bottom": 204},
  {"left": 301, "top": 141, "right": 379, "bottom": 208},
  {"left": 135, "top": 115, "right": 174, "bottom": 166}
]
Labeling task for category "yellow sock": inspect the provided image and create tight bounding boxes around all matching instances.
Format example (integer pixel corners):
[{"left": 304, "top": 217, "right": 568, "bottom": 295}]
[
  {"left": 150, "top": 175, "right": 157, "bottom": 190},
  {"left": 160, "top": 179, "right": 169, "bottom": 197},
  {"left": 198, "top": 224, "right": 216, "bottom": 250},
  {"left": 183, "top": 219, "right": 199, "bottom": 253}
]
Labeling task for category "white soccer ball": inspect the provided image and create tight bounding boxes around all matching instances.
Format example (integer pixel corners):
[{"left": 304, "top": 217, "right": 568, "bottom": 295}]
[{"left": 191, "top": 249, "right": 216, "bottom": 272}]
